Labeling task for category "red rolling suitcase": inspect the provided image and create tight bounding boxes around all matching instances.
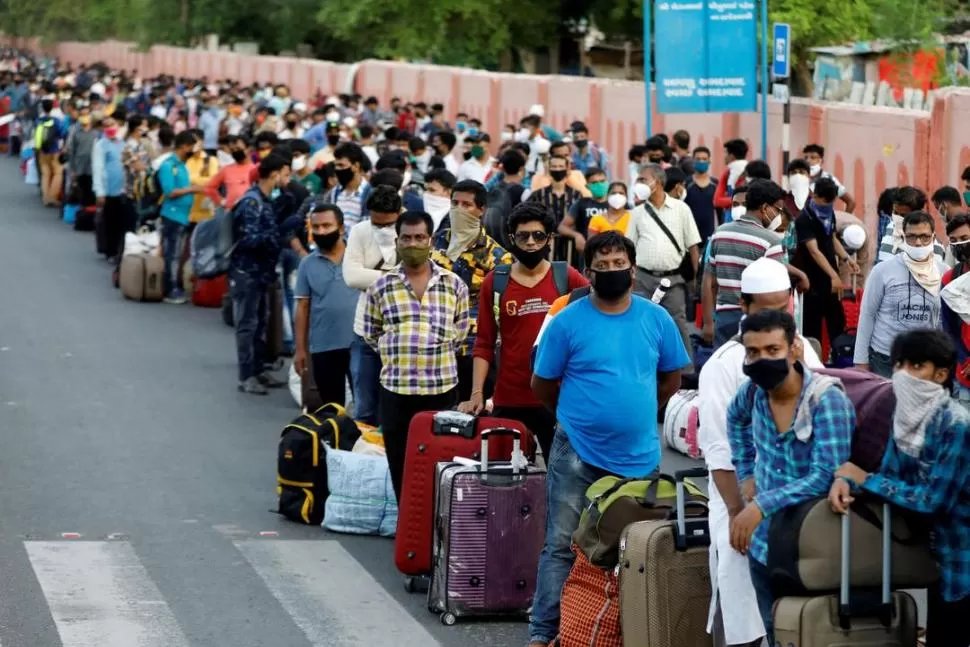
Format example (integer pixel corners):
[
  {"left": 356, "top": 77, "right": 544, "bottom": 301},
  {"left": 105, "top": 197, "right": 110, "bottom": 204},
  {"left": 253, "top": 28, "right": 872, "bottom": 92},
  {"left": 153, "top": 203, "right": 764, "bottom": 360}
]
[
  {"left": 192, "top": 274, "right": 228, "bottom": 308},
  {"left": 394, "top": 411, "right": 532, "bottom": 590}
]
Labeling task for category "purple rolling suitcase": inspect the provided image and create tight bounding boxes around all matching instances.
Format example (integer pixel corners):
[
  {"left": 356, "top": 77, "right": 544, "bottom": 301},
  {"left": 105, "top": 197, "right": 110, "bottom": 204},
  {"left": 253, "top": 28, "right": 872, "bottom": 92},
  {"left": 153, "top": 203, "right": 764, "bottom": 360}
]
[{"left": 428, "top": 427, "right": 547, "bottom": 625}]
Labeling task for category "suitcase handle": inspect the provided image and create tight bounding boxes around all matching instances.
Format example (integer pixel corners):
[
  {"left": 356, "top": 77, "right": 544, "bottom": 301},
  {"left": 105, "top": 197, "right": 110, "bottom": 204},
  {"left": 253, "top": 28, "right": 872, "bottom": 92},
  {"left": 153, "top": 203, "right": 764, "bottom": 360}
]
[
  {"left": 673, "top": 469, "right": 710, "bottom": 551},
  {"left": 480, "top": 427, "right": 522, "bottom": 478},
  {"left": 839, "top": 501, "right": 893, "bottom": 630}
]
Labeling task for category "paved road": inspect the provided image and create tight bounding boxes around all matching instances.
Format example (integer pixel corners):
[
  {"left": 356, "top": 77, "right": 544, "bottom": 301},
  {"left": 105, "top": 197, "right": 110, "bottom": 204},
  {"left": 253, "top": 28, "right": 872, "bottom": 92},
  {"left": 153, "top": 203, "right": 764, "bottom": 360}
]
[{"left": 0, "top": 157, "right": 703, "bottom": 647}]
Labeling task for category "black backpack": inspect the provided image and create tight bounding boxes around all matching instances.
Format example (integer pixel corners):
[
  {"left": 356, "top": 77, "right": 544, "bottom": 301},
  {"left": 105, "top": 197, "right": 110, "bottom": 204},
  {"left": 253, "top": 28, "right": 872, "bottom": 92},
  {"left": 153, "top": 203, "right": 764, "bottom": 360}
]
[{"left": 276, "top": 403, "right": 361, "bottom": 525}]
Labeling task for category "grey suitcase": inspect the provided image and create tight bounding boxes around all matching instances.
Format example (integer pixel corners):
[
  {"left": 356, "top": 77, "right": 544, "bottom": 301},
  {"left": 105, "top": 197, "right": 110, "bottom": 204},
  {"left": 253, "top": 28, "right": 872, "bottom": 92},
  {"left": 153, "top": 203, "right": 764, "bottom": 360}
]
[
  {"left": 428, "top": 428, "right": 546, "bottom": 626},
  {"left": 618, "top": 467, "right": 713, "bottom": 647},
  {"left": 773, "top": 502, "right": 919, "bottom": 647}
]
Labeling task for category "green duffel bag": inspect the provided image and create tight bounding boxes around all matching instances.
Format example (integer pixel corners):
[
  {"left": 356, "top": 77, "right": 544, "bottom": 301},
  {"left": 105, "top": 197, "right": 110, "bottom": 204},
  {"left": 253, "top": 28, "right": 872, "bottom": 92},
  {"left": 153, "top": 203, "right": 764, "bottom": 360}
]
[{"left": 573, "top": 472, "right": 708, "bottom": 568}]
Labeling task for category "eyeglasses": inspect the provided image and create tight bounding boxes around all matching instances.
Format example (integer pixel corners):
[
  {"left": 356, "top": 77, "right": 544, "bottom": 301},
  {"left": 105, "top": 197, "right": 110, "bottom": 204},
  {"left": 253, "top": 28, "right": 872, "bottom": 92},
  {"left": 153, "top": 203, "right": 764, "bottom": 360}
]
[
  {"left": 513, "top": 231, "right": 550, "bottom": 244},
  {"left": 904, "top": 234, "right": 934, "bottom": 245}
]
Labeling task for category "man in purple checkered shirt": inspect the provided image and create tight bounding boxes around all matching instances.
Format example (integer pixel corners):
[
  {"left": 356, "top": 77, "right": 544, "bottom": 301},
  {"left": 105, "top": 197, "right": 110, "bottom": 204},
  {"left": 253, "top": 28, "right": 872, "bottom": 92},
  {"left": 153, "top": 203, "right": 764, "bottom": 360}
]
[
  {"left": 362, "top": 210, "right": 470, "bottom": 504},
  {"left": 726, "top": 309, "right": 854, "bottom": 646}
]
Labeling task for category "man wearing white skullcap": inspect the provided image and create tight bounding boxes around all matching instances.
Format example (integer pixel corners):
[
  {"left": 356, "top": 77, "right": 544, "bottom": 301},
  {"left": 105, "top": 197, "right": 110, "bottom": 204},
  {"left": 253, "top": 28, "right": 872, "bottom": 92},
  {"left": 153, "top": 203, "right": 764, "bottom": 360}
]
[{"left": 696, "top": 256, "right": 821, "bottom": 647}]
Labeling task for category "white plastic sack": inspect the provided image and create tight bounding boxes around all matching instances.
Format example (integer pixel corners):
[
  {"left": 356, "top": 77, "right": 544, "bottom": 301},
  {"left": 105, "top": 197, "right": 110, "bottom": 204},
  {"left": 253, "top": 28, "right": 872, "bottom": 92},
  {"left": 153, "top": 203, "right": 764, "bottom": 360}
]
[
  {"left": 662, "top": 389, "right": 703, "bottom": 459},
  {"left": 24, "top": 157, "right": 38, "bottom": 185},
  {"left": 288, "top": 363, "right": 302, "bottom": 408},
  {"left": 941, "top": 270, "right": 970, "bottom": 325},
  {"left": 123, "top": 229, "right": 161, "bottom": 256},
  {"left": 323, "top": 446, "right": 398, "bottom": 537}
]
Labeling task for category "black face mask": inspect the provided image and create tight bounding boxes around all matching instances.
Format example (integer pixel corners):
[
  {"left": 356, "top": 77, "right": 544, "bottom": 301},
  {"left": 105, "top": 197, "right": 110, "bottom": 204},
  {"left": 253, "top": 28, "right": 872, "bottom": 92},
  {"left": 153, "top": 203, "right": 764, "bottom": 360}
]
[
  {"left": 591, "top": 268, "right": 633, "bottom": 300},
  {"left": 231, "top": 149, "right": 248, "bottom": 163},
  {"left": 648, "top": 155, "right": 663, "bottom": 163},
  {"left": 511, "top": 244, "right": 549, "bottom": 270},
  {"left": 954, "top": 242, "right": 970, "bottom": 264},
  {"left": 463, "top": 151, "right": 472, "bottom": 161},
  {"left": 327, "top": 134, "right": 341, "bottom": 147},
  {"left": 334, "top": 167, "right": 355, "bottom": 186},
  {"left": 550, "top": 169, "right": 568, "bottom": 182},
  {"left": 574, "top": 139, "right": 589, "bottom": 149},
  {"left": 286, "top": 120, "right": 299, "bottom": 129},
  {"left": 742, "top": 357, "right": 791, "bottom": 391},
  {"left": 313, "top": 231, "right": 341, "bottom": 251}
]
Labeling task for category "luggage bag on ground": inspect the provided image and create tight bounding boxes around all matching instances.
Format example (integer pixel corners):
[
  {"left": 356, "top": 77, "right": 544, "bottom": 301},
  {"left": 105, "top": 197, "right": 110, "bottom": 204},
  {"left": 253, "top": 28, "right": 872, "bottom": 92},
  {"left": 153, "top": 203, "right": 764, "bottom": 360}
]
[
  {"left": 773, "top": 502, "right": 919, "bottom": 647},
  {"left": 553, "top": 545, "right": 622, "bottom": 647},
  {"left": 119, "top": 252, "right": 164, "bottom": 302},
  {"left": 192, "top": 274, "right": 228, "bottom": 308},
  {"left": 323, "top": 444, "right": 397, "bottom": 536},
  {"left": 617, "top": 467, "right": 714, "bottom": 647},
  {"left": 394, "top": 411, "right": 532, "bottom": 588},
  {"left": 428, "top": 428, "right": 546, "bottom": 625},
  {"left": 768, "top": 495, "right": 937, "bottom": 596},
  {"left": 661, "top": 389, "right": 703, "bottom": 459},
  {"left": 276, "top": 403, "right": 361, "bottom": 525},
  {"left": 74, "top": 205, "right": 96, "bottom": 231},
  {"left": 814, "top": 368, "right": 895, "bottom": 472}
]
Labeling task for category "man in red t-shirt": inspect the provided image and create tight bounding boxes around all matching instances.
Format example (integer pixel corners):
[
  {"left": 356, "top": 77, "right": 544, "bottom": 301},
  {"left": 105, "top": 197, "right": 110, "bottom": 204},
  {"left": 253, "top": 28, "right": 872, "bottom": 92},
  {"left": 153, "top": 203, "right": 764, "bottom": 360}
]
[{"left": 460, "top": 201, "right": 587, "bottom": 459}]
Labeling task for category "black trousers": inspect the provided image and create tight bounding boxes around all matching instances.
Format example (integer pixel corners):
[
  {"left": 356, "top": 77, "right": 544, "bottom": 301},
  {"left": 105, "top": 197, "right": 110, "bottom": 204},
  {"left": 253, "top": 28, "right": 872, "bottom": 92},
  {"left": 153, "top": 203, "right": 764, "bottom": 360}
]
[
  {"left": 96, "top": 196, "right": 127, "bottom": 258},
  {"left": 927, "top": 586, "right": 970, "bottom": 647},
  {"left": 491, "top": 404, "right": 557, "bottom": 463},
  {"left": 379, "top": 386, "right": 458, "bottom": 504},
  {"left": 802, "top": 289, "right": 846, "bottom": 345},
  {"left": 310, "top": 349, "right": 352, "bottom": 408},
  {"left": 75, "top": 173, "right": 95, "bottom": 207},
  {"left": 455, "top": 353, "right": 495, "bottom": 402}
]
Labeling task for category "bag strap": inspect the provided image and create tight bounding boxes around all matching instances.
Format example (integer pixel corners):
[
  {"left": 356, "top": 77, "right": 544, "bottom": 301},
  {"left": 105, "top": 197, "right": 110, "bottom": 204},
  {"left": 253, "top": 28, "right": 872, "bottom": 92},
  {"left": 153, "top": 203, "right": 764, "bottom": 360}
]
[
  {"left": 642, "top": 201, "right": 683, "bottom": 255},
  {"left": 850, "top": 498, "right": 926, "bottom": 546},
  {"left": 492, "top": 264, "right": 512, "bottom": 329},
  {"left": 568, "top": 285, "right": 592, "bottom": 304},
  {"left": 551, "top": 261, "right": 569, "bottom": 296}
]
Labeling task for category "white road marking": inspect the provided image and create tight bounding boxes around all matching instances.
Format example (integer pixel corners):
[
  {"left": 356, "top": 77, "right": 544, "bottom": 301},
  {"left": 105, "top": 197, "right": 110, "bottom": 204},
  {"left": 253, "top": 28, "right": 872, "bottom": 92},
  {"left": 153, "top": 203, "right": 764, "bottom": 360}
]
[
  {"left": 235, "top": 540, "right": 442, "bottom": 647},
  {"left": 24, "top": 541, "right": 189, "bottom": 647}
]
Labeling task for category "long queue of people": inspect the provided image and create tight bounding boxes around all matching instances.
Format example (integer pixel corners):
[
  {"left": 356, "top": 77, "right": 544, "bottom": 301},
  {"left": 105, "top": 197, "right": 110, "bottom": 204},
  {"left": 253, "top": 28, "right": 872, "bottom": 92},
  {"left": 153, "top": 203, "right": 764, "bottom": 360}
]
[{"left": 6, "top": 50, "right": 970, "bottom": 647}]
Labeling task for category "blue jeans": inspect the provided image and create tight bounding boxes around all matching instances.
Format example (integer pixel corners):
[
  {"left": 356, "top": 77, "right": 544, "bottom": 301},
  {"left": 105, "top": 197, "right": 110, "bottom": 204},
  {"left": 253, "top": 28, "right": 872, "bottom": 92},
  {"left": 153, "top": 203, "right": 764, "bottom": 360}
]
[
  {"left": 160, "top": 217, "right": 186, "bottom": 297},
  {"left": 714, "top": 308, "right": 744, "bottom": 348},
  {"left": 529, "top": 427, "right": 612, "bottom": 645},
  {"left": 350, "top": 335, "right": 382, "bottom": 425},
  {"left": 280, "top": 249, "right": 299, "bottom": 352},
  {"left": 748, "top": 556, "right": 774, "bottom": 647},
  {"left": 230, "top": 268, "right": 269, "bottom": 383},
  {"left": 869, "top": 348, "right": 894, "bottom": 379}
]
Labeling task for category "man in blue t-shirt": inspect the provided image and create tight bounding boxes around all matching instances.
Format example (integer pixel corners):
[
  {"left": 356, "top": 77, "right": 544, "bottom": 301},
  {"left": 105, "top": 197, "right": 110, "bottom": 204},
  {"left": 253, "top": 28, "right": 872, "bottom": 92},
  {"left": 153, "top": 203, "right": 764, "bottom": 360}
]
[{"left": 528, "top": 230, "right": 690, "bottom": 647}]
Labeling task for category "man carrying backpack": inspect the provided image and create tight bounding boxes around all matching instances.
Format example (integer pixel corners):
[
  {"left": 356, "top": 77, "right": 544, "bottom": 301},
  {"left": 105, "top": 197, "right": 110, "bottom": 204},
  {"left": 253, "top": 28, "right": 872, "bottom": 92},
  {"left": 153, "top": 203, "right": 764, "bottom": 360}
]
[
  {"left": 458, "top": 201, "right": 586, "bottom": 461},
  {"left": 34, "top": 98, "right": 66, "bottom": 206}
]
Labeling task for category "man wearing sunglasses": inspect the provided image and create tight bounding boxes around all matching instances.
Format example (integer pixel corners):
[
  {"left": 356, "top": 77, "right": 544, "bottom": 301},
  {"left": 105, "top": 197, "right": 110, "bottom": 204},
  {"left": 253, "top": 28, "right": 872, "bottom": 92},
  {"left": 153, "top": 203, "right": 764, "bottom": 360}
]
[{"left": 459, "top": 201, "right": 587, "bottom": 461}]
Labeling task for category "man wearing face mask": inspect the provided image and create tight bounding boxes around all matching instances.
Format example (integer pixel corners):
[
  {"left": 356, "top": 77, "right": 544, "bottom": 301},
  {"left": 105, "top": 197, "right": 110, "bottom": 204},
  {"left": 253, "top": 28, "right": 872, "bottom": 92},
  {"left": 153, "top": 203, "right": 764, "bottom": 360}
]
[
  {"left": 684, "top": 146, "right": 717, "bottom": 249},
  {"left": 941, "top": 214, "right": 970, "bottom": 409},
  {"left": 91, "top": 114, "right": 127, "bottom": 261},
  {"left": 457, "top": 133, "right": 491, "bottom": 184},
  {"left": 529, "top": 231, "right": 690, "bottom": 647},
  {"left": 293, "top": 203, "right": 357, "bottom": 407},
  {"left": 204, "top": 135, "right": 255, "bottom": 210},
  {"left": 627, "top": 163, "right": 701, "bottom": 360},
  {"left": 726, "top": 310, "right": 855, "bottom": 645},
  {"left": 698, "top": 258, "right": 822, "bottom": 647},
  {"left": 793, "top": 177, "right": 854, "bottom": 346},
  {"left": 559, "top": 167, "right": 608, "bottom": 270},
  {"left": 363, "top": 210, "right": 470, "bottom": 501},
  {"left": 198, "top": 95, "right": 223, "bottom": 155},
  {"left": 460, "top": 202, "right": 587, "bottom": 460},
  {"left": 829, "top": 329, "right": 970, "bottom": 647},
  {"left": 855, "top": 211, "right": 948, "bottom": 378},
  {"left": 569, "top": 123, "right": 608, "bottom": 178},
  {"left": 288, "top": 139, "right": 321, "bottom": 195},
  {"left": 308, "top": 121, "right": 341, "bottom": 169},
  {"left": 876, "top": 186, "right": 947, "bottom": 265},
  {"left": 320, "top": 142, "right": 370, "bottom": 229},
  {"left": 802, "top": 143, "right": 856, "bottom": 213},
  {"left": 529, "top": 155, "right": 580, "bottom": 262},
  {"left": 422, "top": 168, "right": 456, "bottom": 233},
  {"left": 229, "top": 154, "right": 288, "bottom": 395},
  {"left": 703, "top": 180, "right": 787, "bottom": 347},
  {"left": 432, "top": 180, "right": 513, "bottom": 400}
]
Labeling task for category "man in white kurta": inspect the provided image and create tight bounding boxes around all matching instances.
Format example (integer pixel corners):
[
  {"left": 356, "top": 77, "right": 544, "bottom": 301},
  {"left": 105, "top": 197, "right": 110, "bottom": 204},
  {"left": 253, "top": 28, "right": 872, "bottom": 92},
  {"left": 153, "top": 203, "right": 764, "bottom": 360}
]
[{"left": 698, "top": 257, "right": 823, "bottom": 646}]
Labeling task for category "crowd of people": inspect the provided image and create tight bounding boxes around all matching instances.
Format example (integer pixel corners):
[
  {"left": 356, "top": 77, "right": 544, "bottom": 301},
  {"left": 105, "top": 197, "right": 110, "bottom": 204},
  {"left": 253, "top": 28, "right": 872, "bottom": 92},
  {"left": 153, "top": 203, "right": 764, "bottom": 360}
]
[{"left": 4, "top": 48, "right": 970, "bottom": 647}]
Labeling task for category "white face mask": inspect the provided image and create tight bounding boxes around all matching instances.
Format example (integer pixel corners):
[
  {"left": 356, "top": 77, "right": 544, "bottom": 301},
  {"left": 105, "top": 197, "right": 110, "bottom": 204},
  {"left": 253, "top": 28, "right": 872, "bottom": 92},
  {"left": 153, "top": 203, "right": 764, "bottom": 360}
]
[
  {"left": 515, "top": 128, "right": 531, "bottom": 142},
  {"left": 325, "top": 111, "right": 340, "bottom": 122},
  {"left": 372, "top": 225, "right": 397, "bottom": 248},
  {"left": 423, "top": 193, "right": 451, "bottom": 230},
  {"left": 291, "top": 156, "right": 307, "bottom": 172},
  {"left": 789, "top": 173, "right": 811, "bottom": 210},
  {"left": 768, "top": 215, "right": 784, "bottom": 232},
  {"left": 809, "top": 163, "right": 822, "bottom": 176},
  {"left": 500, "top": 131, "right": 514, "bottom": 142},
  {"left": 535, "top": 138, "right": 551, "bottom": 155},
  {"left": 731, "top": 205, "right": 747, "bottom": 220},
  {"left": 607, "top": 193, "right": 628, "bottom": 210},
  {"left": 633, "top": 182, "right": 652, "bottom": 202},
  {"left": 216, "top": 150, "right": 235, "bottom": 167},
  {"left": 903, "top": 241, "right": 934, "bottom": 261}
]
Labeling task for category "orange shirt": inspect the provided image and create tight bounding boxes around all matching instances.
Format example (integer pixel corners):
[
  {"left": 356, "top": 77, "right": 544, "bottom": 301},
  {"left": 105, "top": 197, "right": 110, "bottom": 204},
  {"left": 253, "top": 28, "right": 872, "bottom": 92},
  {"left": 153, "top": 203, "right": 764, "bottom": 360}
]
[
  {"left": 205, "top": 162, "right": 255, "bottom": 211},
  {"left": 587, "top": 211, "right": 631, "bottom": 237}
]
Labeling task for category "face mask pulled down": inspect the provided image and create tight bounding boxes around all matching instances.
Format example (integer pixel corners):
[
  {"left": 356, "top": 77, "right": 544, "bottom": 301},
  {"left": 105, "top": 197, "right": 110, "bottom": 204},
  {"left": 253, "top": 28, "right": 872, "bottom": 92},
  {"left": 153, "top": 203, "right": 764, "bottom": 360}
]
[
  {"left": 511, "top": 242, "right": 549, "bottom": 270},
  {"left": 446, "top": 206, "right": 481, "bottom": 261}
]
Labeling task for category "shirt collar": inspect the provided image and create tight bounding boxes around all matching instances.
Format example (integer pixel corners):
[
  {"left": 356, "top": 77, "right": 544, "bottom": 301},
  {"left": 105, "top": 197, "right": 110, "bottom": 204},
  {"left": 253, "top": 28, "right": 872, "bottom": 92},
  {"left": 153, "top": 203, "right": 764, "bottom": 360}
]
[{"left": 394, "top": 260, "right": 441, "bottom": 282}]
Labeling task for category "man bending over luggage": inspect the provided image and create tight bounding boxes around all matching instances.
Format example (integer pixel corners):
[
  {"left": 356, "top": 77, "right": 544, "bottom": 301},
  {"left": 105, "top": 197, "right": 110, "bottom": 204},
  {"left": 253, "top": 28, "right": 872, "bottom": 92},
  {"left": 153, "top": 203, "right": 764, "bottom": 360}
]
[
  {"left": 829, "top": 329, "right": 970, "bottom": 647},
  {"left": 698, "top": 257, "right": 823, "bottom": 647},
  {"left": 529, "top": 231, "right": 690, "bottom": 647},
  {"left": 727, "top": 310, "right": 854, "bottom": 645}
]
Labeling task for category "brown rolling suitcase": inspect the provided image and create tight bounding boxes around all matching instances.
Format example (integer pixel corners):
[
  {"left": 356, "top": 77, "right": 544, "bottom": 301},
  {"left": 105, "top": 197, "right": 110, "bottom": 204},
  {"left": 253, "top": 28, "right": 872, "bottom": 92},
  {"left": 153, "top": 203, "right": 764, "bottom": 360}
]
[
  {"left": 773, "top": 503, "right": 919, "bottom": 647},
  {"left": 617, "top": 467, "right": 714, "bottom": 647},
  {"left": 119, "top": 253, "right": 164, "bottom": 302}
]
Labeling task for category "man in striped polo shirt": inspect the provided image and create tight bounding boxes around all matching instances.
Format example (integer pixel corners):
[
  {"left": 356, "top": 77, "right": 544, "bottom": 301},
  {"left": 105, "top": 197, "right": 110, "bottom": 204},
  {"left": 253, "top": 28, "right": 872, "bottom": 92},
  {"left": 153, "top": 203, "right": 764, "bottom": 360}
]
[{"left": 702, "top": 180, "right": 787, "bottom": 347}]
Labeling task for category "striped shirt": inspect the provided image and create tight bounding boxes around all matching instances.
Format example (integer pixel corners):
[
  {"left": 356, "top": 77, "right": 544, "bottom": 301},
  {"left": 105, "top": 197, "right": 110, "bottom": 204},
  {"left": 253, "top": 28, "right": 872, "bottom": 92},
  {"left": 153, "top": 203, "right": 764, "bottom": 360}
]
[
  {"left": 728, "top": 366, "right": 855, "bottom": 566},
  {"left": 362, "top": 262, "right": 470, "bottom": 396},
  {"left": 862, "top": 399, "right": 970, "bottom": 601},
  {"left": 706, "top": 214, "right": 786, "bottom": 311}
]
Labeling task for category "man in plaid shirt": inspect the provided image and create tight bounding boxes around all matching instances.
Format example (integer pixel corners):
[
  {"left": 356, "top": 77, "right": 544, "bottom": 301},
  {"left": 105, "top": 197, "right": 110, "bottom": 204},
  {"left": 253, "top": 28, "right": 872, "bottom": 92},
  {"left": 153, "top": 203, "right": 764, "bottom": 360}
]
[
  {"left": 726, "top": 310, "right": 854, "bottom": 645},
  {"left": 830, "top": 329, "right": 970, "bottom": 647},
  {"left": 362, "top": 210, "right": 470, "bottom": 503}
]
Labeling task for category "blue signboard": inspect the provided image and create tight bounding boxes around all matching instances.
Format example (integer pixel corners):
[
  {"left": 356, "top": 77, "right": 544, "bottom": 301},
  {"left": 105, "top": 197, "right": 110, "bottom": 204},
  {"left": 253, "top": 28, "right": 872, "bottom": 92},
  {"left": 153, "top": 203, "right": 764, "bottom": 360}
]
[
  {"left": 773, "top": 23, "right": 791, "bottom": 79},
  {"left": 654, "top": 0, "right": 758, "bottom": 114}
]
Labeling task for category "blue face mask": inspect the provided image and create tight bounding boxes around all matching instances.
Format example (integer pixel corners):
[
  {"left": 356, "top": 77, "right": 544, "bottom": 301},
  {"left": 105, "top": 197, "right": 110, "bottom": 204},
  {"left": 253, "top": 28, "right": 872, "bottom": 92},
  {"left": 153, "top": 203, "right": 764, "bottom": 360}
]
[
  {"left": 694, "top": 160, "right": 710, "bottom": 174},
  {"left": 467, "top": 127, "right": 479, "bottom": 137},
  {"left": 456, "top": 121, "right": 467, "bottom": 132}
]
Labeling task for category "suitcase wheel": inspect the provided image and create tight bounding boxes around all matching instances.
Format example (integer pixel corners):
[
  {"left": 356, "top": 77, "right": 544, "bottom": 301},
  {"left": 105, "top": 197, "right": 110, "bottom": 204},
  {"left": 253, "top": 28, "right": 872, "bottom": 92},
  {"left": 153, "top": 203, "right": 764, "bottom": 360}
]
[
  {"left": 440, "top": 612, "right": 457, "bottom": 626},
  {"left": 403, "top": 575, "right": 429, "bottom": 594}
]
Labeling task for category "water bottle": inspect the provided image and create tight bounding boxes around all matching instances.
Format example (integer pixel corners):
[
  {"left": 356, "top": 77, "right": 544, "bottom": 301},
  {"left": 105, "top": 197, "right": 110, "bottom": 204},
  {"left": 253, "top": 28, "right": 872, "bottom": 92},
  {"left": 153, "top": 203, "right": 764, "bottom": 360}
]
[{"left": 651, "top": 278, "right": 671, "bottom": 304}]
